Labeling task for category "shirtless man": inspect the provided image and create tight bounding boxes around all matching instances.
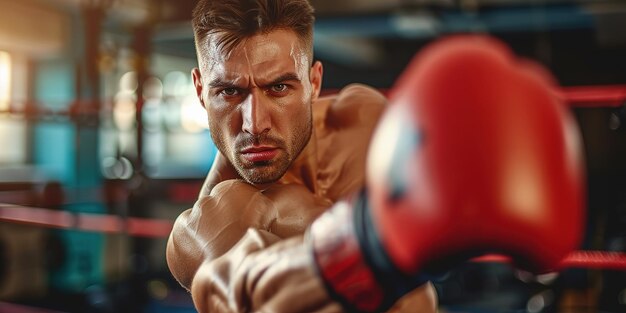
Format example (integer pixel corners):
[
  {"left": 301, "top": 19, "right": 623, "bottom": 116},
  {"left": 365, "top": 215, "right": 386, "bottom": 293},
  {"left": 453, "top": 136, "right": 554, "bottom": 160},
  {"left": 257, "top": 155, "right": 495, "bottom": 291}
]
[{"left": 166, "top": 0, "right": 437, "bottom": 312}]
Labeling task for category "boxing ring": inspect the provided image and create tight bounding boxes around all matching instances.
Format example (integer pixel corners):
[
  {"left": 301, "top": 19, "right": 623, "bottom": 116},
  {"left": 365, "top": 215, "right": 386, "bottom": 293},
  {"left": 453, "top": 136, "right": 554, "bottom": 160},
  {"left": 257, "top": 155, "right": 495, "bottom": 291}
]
[{"left": 1, "top": 84, "right": 625, "bottom": 312}]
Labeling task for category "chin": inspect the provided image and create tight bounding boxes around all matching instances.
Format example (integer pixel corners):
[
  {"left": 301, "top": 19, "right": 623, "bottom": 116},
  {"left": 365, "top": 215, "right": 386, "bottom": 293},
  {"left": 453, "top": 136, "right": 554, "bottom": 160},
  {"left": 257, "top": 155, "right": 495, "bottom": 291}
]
[
  {"left": 245, "top": 174, "right": 282, "bottom": 185},
  {"left": 237, "top": 157, "right": 291, "bottom": 185},
  {"left": 242, "top": 167, "right": 287, "bottom": 185}
]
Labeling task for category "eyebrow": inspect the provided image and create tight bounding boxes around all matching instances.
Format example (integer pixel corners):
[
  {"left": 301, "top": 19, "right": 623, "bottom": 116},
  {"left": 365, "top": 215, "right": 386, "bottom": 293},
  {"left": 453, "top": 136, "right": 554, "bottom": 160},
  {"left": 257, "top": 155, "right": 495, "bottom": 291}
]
[
  {"left": 208, "top": 73, "right": 301, "bottom": 89},
  {"left": 264, "top": 73, "right": 301, "bottom": 86},
  {"left": 208, "top": 78, "right": 239, "bottom": 89}
]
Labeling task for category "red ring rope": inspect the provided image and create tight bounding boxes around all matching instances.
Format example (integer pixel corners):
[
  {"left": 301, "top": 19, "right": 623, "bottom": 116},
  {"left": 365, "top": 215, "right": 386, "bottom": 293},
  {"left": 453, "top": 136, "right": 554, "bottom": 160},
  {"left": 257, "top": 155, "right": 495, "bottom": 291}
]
[
  {"left": 1, "top": 85, "right": 625, "bottom": 117},
  {"left": 560, "top": 84, "right": 626, "bottom": 108},
  {"left": 472, "top": 251, "right": 626, "bottom": 271},
  {"left": 0, "top": 203, "right": 172, "bottom": 238},
  {"left": 0, "top": 302, "right": 66, "bottom": 313},
  {"left": 1, "top": 203, "right": 625, "bottom": 270},
  {"left": 320, "top": 85, "right": 626, "bottom": 108}
]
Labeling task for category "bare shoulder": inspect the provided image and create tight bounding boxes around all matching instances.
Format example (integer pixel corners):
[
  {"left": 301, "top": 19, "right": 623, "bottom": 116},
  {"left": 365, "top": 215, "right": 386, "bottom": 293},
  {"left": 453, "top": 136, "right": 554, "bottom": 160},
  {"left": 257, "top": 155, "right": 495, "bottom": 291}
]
[
  {"left": 167, "top": 180, "right": 263, "bottom": 289},
  {"left": 209, "top": 178, "right": 257, "bottom": 196},
  {"left": 321, "top": 84, "right": 387, "bottom": 129}
]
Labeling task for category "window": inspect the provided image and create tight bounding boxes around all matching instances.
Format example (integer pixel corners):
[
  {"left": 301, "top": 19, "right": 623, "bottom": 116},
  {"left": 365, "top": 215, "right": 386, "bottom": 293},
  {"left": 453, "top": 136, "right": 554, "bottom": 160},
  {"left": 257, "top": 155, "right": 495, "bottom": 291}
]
[
  {"left": 0, "top": 51, "right": 10, "bottom": 111},
  {"left": 0, "top": 51, "right": 27, "bottom": 165}
]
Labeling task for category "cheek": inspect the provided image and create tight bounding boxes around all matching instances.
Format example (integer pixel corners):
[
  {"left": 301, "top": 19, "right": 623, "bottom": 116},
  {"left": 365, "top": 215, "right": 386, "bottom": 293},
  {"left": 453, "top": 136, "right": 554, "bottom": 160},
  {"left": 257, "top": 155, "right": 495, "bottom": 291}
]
[
  {"left": 207, "top": 104, "right": 240, "bottom": 139},
  {"left": 282, "top": 99, "right": 311, "bottom": 136}
]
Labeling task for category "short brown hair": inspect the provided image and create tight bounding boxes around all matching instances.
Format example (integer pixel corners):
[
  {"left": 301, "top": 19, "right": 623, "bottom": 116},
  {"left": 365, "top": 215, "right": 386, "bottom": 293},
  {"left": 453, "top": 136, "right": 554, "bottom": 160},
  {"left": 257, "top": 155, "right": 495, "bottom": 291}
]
[{"left": 192, "top": 0, "right": 315, "bottom": 63}]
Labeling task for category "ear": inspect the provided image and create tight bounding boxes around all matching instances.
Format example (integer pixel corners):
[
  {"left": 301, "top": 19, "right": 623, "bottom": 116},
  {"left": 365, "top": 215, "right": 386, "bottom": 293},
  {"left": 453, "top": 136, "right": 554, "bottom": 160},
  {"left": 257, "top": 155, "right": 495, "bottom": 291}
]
[
  {"left": 191, "top": 68, "right": 205, "bottom": 108},
  {"left": 309, "top": 61, "right": 323, "bottom": 102}
]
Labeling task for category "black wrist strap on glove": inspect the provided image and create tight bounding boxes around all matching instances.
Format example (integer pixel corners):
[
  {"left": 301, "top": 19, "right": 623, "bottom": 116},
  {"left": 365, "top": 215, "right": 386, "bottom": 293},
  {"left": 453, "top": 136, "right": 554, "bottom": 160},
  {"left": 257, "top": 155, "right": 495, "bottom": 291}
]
[
  {"left": 309, "top": 189, "right": 431, "bottom": 313},
  {"left": 354, "top": 189, "right": 433, "bottom": 311}
]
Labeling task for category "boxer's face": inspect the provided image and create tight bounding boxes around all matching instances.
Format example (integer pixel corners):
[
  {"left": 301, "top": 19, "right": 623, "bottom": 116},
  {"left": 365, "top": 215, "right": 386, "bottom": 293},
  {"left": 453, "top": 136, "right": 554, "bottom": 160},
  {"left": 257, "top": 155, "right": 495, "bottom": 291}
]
[{"left": 193, "top": 29, "right": 322, "bottom": 185}]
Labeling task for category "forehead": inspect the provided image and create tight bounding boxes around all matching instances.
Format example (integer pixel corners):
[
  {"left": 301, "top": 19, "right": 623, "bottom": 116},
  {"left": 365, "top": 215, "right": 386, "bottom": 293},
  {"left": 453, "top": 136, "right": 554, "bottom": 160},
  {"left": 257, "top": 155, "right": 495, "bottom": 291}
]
[{"left": 203, "top": 29, "right": 309, "bottom": 79}]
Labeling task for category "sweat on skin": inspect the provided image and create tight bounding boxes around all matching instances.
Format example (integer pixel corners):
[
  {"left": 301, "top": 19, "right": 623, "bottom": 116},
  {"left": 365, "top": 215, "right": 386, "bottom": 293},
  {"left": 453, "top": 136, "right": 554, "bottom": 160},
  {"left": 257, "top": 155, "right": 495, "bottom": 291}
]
[{"left": 192, "top": 29, "right": 321, "bottom": 187}]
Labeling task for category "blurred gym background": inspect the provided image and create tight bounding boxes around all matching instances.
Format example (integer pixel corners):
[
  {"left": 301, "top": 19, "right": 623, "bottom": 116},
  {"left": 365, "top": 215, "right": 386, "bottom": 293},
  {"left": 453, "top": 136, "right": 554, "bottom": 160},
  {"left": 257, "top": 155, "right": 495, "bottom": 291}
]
[{"left": 0, "top": 0, "right": 625, "bottom": 312}]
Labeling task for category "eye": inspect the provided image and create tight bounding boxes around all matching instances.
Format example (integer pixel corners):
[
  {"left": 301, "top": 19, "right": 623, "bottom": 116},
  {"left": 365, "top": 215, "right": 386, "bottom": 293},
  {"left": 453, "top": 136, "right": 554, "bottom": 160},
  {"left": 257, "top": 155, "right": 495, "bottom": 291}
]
[
  {"left": 271, "top": 84, "right": 288, "bottom": 93},
  {"left": 221, "top": 88, "right": 239, "bottom": 96}
]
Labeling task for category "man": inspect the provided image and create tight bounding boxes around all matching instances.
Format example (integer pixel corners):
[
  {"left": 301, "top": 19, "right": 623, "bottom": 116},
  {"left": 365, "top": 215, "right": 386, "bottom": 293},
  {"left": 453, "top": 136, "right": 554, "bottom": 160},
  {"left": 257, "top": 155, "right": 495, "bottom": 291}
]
[{"left": 166, "top": 0, "right": 437, "bottom": 312}]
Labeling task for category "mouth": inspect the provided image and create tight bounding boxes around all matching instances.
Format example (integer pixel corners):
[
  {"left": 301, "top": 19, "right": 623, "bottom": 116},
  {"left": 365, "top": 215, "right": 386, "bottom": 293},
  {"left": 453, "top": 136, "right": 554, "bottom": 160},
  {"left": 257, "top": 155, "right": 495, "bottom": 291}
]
[{"left": 240, "top": 146, "right": 280, "bottom": 163}]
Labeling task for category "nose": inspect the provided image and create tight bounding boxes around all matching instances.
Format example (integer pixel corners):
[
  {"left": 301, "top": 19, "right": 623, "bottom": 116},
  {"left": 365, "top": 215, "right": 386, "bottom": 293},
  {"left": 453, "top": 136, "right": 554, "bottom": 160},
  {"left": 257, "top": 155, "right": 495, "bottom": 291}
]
[{"left": 242, "top": 89, "right": 271, "bottom": 136}]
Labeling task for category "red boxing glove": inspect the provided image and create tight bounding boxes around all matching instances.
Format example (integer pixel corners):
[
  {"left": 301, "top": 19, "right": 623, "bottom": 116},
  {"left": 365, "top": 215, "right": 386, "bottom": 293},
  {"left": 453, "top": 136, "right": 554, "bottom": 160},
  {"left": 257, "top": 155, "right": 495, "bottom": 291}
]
[{"left": 309, "top": 35, "right": 585, "bottom": 312}]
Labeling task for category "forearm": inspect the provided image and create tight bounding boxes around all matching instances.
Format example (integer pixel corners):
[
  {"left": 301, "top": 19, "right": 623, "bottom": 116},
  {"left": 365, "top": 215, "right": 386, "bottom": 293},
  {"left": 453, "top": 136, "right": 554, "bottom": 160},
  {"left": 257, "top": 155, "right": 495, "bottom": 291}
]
[
  {"left": 191, "top": 229, "right": 342, "bottom": 313},
  {"left": 189, "top": 214, "right": 436, "bottom": 313}
]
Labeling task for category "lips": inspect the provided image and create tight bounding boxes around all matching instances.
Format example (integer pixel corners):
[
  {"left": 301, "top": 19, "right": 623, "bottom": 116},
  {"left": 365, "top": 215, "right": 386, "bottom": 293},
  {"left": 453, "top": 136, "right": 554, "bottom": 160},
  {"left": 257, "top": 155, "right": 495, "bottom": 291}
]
[{"left": 240, "top": 146, "right": 279, "bottom": 163}]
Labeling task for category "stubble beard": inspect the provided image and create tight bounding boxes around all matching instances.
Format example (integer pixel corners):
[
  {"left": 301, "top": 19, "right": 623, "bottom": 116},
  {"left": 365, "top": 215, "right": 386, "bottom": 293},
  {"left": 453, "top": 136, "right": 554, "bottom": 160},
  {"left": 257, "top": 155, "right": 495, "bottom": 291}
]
[{"left": 211, "top": 115, "right": 312, "bottom": 185}]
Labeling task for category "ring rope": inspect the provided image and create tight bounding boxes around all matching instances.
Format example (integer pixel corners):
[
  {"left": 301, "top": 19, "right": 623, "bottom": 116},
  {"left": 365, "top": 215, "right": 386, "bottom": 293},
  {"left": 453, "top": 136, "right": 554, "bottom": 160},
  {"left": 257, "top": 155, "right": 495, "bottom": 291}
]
[
  {"left": 0, "top": 203, "right": 172, "bottom": 238},
  {"left": 2, "top": 203, "right": 625, "bottom": 269}
]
